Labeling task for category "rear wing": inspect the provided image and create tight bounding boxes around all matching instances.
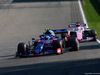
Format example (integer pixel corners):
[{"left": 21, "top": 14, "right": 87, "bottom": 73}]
[
  {"left": 68, "top": 24, "right": 86, "bottom": 28},
  {"left": 52, "top": 29, "right": 68, "bottom": 34}
]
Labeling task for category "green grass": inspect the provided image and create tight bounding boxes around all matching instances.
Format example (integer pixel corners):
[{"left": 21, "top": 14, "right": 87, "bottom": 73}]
[{"left": 82, "top": 0, "right": 100, "bottom": 38}]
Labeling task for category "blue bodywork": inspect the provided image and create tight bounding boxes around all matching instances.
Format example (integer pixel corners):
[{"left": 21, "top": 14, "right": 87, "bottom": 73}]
[
  {"left": 32, "top": 35, "right": 59, "bottom": 55},
  {"left": 19, "top": 29, "right": 68, "bottom": 56},
  {"left": 53, "top": 29, "right": 68, "bottom": 33}
]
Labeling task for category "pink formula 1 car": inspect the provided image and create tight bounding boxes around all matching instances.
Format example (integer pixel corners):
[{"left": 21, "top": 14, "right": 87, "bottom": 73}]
[{"left": 68, "top": 23, "right": 97, "bottom": 42}]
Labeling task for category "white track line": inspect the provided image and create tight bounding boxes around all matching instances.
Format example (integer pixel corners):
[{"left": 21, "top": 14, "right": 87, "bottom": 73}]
[
  {"left": 78, "top": 0, "right": 88, "bottom": 28},
  {"left": 96, "top": 39, "right": 100, "bottom": 43},
  {"left": 78, "top": 0, "right": 100, "bottom": 43}
]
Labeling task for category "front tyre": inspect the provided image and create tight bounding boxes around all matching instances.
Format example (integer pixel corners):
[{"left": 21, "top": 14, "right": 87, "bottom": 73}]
[
  {"left": 17, "top": 43, "right": 28, "bottom": 57},
  {"left": 90, "top": 30, "right": 97, "bottom": 41}
]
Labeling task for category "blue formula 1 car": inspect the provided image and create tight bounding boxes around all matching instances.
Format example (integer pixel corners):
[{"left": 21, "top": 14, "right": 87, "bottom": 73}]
[{"left": 16, "top": 29, "right": 79, "bottom": 57}]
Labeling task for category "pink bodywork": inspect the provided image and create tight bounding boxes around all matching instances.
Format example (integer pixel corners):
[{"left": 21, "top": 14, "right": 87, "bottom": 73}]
[
  {"left": 76, "top": 26, "right": 84, "bottom": 40},
  {"left": 68, "top": 23, "right": 86, "bottom": 40},
  {"left": 76, "top": 31, "right": 83, "bottom": 40}
]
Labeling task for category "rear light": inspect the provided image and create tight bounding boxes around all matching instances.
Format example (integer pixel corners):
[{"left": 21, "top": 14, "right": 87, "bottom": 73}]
[
  {"left": 57, "top": 48, "right": 61, "bottom": 53},
  {"left": 65, "top": 37, "right": 68, "bottom": 41}
]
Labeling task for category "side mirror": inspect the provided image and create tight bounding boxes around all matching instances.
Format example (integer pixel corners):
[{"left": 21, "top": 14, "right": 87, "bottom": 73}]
[{"left": 32, "top": 38, "right": 35, "bottom": 40}]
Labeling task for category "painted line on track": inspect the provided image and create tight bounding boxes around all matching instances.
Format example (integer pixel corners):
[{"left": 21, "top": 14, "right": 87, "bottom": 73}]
[
  {"left": 78, "top": 0, "right": 100, "bottom": 43},
  {"left": 96, "top": 39, "right": 100, "bottom": 43},
  {"left": 78, "top": 0, "right": 88, "bottom": 28}
]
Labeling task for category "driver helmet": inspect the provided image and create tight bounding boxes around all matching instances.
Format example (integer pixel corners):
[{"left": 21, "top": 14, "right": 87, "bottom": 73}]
[{"left": 45, "top": 28, "right": 55, "bottom": 36}]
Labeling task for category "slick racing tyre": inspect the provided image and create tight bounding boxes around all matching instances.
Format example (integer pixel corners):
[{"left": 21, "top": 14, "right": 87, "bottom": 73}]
[
  {"left": 61, "top": 33, "right": 68, "bottom": 39},
  {"left": 17, "top": 43, "right": 28, "bottom": 57},
  {"left": 70, "top": 32, "right": 77, "bottom": 37},
  {"left": 83, "top": 30, "right": 97, "bottom": 41},
  {"left": 52, "top": 40, "right": 63, "bottom": 55},
  {"left": 83, "top": 31, "right": 89, "bottom": 39},
  {"left": 66, "top": 37, "right": 79, "bottom": 51},
  {"left": 90, "top": 30, "right": 97, "bottom": 41}
]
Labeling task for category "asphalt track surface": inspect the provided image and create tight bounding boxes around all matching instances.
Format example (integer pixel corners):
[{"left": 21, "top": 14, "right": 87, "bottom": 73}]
[{"left": 0, "top": 0, "right": 100, "bottom": 75}]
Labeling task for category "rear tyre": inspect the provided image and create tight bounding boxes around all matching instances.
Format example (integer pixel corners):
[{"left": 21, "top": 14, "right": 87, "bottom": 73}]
[
  {"left": 52, "top": 40, "right": 63, "bottom": 55},
  {"left": 83, "top": 30, "right": 97, "bottom": 41},
  {"left": 66, "top": 37, "right": 79, "bottom": 51},
  {"left": 61, "top": 33, "right": 68, "bottom": 39},
  {"left": 70, "top": 32, "right": 77, "bottom": 37}
]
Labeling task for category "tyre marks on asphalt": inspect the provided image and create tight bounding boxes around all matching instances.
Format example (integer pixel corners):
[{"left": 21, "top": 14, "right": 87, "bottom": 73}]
[
  {"left": 70, "top": 0, "right": 83, "bottom": 23},
  {"left": 80, "top": 41, "right": 100, "bottom": 50}
]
